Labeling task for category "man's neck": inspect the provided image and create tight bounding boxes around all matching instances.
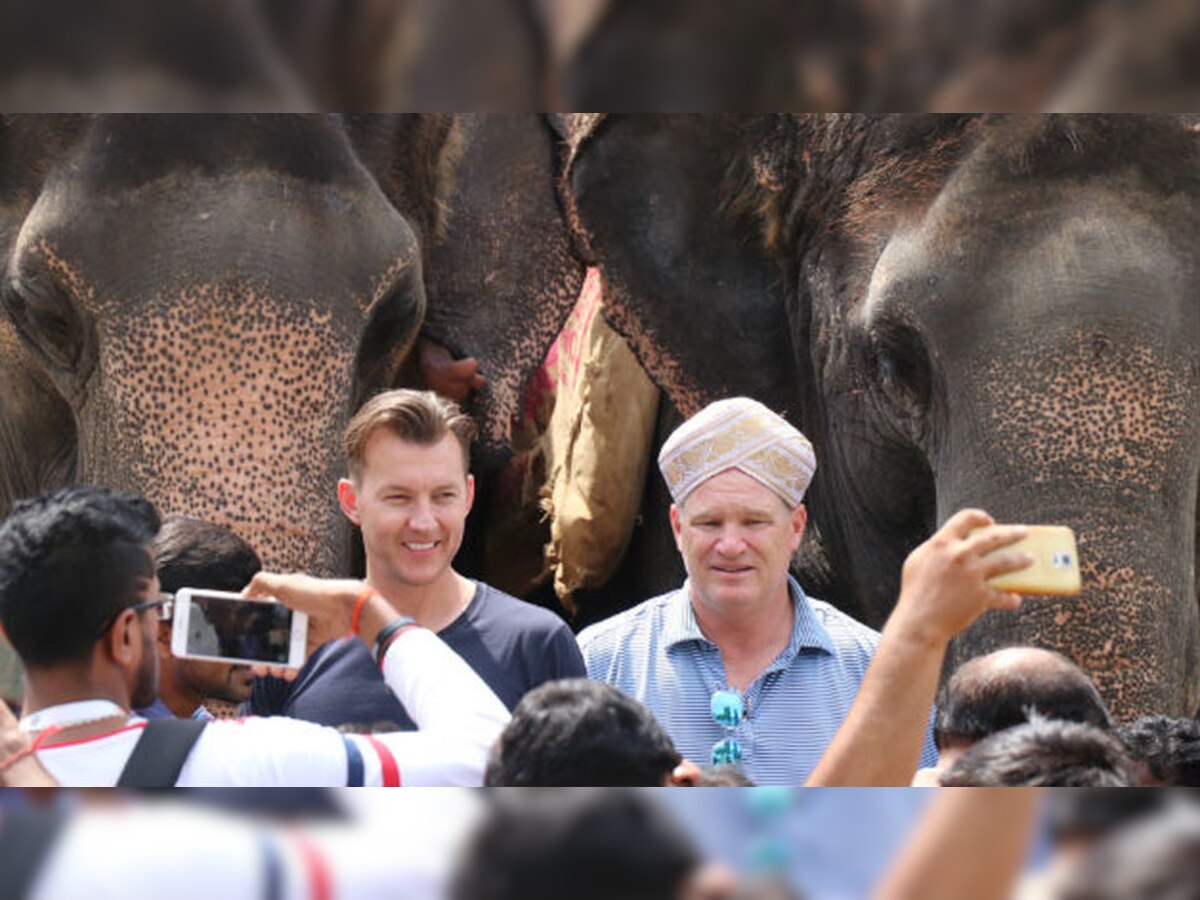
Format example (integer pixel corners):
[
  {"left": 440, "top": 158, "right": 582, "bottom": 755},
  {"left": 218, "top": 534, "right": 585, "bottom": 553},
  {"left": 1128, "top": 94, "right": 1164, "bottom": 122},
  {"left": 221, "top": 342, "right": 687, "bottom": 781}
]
[
  {"left": 366, "top": 567, "right": 477, "bottom": 633},
  {"left": 690, "top": 583, "right": 795, "bottom": 692},
  {"left": 21, "top": 668, "right": 133, "bottom": 743},
  {"left": 157, "top": 673, "right": 203, "bottom": 720}
]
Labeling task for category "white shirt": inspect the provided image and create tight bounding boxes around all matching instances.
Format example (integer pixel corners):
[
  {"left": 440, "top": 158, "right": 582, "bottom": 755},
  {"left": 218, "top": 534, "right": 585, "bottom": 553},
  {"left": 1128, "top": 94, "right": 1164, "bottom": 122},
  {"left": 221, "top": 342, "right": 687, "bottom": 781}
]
[
  {"left": 28, "top": 791, "right": 484, "bottom": 900},
  {"left": 32, "top": 629, "right": 509, "bottom": 787}
]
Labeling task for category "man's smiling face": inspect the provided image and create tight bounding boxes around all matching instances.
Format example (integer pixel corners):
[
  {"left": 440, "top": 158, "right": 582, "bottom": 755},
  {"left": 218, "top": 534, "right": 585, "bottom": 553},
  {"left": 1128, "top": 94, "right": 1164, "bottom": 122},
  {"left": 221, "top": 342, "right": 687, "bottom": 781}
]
[
  {"left": 671, "top": 468, "right": 805, "bottom": 616},
  {"left": 341, "top": 431, "right": 474, "bottom": 592}
]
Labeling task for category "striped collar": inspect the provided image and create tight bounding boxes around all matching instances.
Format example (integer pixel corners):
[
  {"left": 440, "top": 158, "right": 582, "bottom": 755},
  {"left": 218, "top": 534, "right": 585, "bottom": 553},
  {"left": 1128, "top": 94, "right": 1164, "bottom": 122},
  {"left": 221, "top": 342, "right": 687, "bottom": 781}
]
[{"left": 662, "top": 576, "right": 836, "bottom": 661}]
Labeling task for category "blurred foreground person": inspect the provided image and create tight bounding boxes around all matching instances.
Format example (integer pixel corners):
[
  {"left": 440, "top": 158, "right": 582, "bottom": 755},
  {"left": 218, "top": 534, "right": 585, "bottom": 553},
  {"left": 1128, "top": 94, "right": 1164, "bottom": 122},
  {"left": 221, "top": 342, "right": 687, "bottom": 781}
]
[
  {"left": 913, "top": 647, "right": 1113, "bottom": 785},
  {"left": 877, "top": 789, "right": 1200, "bottom": 900},
  {"left": 135, "top": 515, "right": 262, "bottom": 721},
  {"left": 0, "top": 485, "right": 508, "bottom": 786}
]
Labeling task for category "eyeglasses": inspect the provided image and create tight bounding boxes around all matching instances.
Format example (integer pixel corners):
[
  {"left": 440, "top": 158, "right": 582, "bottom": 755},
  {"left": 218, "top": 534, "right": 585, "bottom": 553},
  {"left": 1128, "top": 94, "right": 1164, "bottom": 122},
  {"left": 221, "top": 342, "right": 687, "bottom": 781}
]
[
  {"left": 710, "top": 688, "right": 744, "bottom": 767},
  {"left": 96, "top": 592, "right": 174, "bottom": 637}
]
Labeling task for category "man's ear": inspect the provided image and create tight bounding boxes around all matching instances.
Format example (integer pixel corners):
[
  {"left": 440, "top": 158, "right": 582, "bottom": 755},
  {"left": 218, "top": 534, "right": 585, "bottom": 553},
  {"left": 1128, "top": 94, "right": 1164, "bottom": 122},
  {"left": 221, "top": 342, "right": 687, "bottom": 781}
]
[
  {"left": 667, "top": 758, "right": 702, "bottom": 786},
  {"left": 106, "top": 609, "right": 140, "bottom": 667},
  {"left": 464, "top": 473, "right": 475, "bottom": 514},
  {"left": 156, "top": 620, "right": 173, "bottom": 656},
  {"left": 790, "top": 503, "right": 807, "bottom": 552},
  {"left": 669, "top": 503, "right": 684, "bottom": 551},
  {"left": 338, "top": 478, "right": 362, "bottom": 526}
]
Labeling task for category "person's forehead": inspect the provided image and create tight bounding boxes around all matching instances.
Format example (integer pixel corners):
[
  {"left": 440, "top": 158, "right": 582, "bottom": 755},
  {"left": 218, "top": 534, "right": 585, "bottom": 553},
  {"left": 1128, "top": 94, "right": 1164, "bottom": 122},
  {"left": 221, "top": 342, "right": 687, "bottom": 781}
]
[
  {"left": 682, "top": 469, "right": 791, "bottom": 514},
  {"left": 360, "top": 431, "right": 467, "bottom": 479}
]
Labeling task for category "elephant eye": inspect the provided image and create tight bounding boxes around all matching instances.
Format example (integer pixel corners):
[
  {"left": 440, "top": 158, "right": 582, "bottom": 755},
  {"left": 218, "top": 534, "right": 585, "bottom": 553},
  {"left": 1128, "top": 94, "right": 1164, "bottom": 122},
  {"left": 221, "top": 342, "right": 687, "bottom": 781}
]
[
  {"left": 867, "top": 323, "right": 932, "bottom": 422},
  {"left": 4, "top": 276, "right": 88, "bottom": 373}
]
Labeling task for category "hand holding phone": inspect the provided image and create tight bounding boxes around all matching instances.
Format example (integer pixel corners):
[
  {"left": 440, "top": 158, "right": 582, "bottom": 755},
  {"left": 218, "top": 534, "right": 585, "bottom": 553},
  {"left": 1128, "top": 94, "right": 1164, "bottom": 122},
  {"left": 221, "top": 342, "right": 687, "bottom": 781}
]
[
  {"left": 171, "top": 589, "right": 308, "bottom": 668},
  {"left": 975, "top": 525, "right": 1082, "bottom": 596}
]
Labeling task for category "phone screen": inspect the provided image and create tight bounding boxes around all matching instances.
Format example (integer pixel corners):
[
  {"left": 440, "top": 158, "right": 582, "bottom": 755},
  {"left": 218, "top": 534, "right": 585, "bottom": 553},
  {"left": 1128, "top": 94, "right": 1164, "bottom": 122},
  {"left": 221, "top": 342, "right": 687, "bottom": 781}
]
[{"left": 183, "top": 593, "right": 296, "bottom": 664}]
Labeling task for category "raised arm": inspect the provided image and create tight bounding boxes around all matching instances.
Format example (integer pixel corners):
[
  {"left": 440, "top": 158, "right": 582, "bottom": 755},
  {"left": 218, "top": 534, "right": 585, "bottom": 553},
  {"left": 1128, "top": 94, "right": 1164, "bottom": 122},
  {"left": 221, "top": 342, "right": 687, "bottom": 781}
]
[
  {"left": 247, "top": 574, "right": 509, "bottom": 786},
  {"left": 873, "top": 788, "right": 1042, "bottom": 900},
  {"left": 806, "top": 510, "right": 1032, "bottom": 787}
]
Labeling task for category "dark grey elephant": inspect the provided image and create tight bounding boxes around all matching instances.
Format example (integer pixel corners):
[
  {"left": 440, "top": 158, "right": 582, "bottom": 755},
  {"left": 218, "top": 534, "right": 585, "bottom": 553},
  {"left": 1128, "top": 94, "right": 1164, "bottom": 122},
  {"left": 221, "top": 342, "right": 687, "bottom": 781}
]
[
  {"left": 563, "top": 113, "right": 1200, "bottom": 721},
  {"left": 0, "top": 114, "right": 584, "bottom": 702}
]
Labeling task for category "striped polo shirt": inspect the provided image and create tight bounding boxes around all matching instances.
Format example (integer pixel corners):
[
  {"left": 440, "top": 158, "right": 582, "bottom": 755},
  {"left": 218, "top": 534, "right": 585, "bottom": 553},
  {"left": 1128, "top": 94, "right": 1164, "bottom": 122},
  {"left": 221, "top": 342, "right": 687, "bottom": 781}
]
[{"left": 579, "top": 577, "right": 938, "bottom": 785}]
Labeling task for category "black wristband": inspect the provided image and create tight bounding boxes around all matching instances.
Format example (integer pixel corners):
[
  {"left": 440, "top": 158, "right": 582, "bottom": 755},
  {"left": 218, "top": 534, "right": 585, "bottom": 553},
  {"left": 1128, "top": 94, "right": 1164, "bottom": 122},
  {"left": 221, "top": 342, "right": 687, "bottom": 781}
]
[{"left": 373, "top": 616, "right": 418, "bottom": 666}]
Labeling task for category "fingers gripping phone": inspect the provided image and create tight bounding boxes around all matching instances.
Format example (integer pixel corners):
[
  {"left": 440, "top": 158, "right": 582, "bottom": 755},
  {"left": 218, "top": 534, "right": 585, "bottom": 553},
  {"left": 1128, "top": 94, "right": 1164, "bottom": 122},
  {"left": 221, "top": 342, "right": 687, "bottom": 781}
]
[
  {"left": 978, "top": 525, "right": 1082, "bottom": 596},
  {"left": 171, "top": 589, "right": 308, "bottom": 668}
]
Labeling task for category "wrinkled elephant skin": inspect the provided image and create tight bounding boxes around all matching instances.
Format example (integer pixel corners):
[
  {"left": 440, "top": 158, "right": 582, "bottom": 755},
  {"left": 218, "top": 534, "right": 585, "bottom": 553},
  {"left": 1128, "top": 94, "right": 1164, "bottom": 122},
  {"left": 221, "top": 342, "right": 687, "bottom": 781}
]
[
  {"left": 2, "top": 116, "right": 425, "bottom": 576},
  {"left": 566, "top": 114, "right": 1200, "bottom": 720}
]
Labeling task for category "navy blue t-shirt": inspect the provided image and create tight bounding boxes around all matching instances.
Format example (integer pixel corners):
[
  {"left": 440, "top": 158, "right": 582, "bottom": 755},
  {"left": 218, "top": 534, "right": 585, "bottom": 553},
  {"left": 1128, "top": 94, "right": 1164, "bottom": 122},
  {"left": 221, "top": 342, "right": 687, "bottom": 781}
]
[{"left": 250, "top": 582, "right": 585, "bottom": 728}]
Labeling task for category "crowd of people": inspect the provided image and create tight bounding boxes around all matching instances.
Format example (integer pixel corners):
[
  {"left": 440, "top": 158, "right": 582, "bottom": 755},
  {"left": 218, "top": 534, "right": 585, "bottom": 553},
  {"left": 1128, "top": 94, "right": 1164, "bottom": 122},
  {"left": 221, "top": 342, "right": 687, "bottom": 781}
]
[{"left": 0, "top": 389, "right": 1197, "bottom": 793}]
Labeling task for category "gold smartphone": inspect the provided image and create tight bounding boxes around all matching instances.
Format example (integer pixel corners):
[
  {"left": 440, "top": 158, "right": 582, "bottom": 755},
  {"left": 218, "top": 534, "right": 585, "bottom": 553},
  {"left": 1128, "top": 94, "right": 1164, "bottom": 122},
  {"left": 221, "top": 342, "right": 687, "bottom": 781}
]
[{"left": 976, "top": 525, "right": 1082, "bottom": 596}]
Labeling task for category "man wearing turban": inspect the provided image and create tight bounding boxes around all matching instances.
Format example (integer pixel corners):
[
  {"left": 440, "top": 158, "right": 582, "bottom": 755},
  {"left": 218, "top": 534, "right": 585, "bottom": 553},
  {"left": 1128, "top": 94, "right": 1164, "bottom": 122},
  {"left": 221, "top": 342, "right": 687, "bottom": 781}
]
[{"left": 579, "top": 397, "right": 938, "bottom": 784}]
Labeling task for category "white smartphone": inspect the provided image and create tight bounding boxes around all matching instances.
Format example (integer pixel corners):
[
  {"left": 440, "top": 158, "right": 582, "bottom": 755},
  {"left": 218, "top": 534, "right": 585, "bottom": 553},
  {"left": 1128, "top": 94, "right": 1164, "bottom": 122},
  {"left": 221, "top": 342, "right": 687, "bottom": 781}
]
[{"left": 170, "top": 588, "right": 308, "bottom": 668}]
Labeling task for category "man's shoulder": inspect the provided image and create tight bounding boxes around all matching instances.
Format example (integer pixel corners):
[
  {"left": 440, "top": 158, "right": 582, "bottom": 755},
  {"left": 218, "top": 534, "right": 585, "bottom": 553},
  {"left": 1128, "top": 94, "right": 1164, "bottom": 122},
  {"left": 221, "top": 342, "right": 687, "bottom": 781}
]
[
  {"left": 803, "top": 595, "right": 882, "bottom": 658},
  {"left": 577, "top": 590, "right": 677, "bottom": 653},
  {"left": 472, "top": 582, "right": 574, "bottom": 638}
]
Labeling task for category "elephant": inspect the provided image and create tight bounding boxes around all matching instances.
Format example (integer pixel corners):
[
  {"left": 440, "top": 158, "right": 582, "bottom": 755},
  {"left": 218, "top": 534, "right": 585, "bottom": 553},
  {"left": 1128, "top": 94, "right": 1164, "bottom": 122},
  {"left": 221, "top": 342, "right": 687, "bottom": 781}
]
[
  {"left": 562, "top": 113, "right": 1200, "bottom": 721},
  {"left": 0, "top": 113, "right": 586, "bottom": 702}
]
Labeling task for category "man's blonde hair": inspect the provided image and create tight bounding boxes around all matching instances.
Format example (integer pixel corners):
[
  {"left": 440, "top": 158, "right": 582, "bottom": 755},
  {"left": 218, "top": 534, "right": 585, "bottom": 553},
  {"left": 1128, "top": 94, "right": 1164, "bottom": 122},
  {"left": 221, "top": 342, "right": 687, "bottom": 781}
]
[{"left": 344, "top": 389, "right": 476, "bottom": 482}]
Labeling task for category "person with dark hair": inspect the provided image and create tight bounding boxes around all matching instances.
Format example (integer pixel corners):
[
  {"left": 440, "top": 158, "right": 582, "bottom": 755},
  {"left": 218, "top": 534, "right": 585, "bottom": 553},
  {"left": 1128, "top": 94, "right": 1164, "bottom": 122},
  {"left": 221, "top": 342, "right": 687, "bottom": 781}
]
[
  {"left": 0, "top": 484, "right": 509, "bottom": 786},
  {"left": 450, "top": 790, "right": 706, "bottom": 900},
  {"left": 1057, "top": 802, "right": 1200, "bottom": 900},
  {"left": 484, "top": 679, "right": 699, "bottom": 786},
  {"left": 1115, "top": 714, "right": 1200, "bottom": 786},
  {"left": 253, "top": 388, "right": 585, "bottom": 729},
  {"left": 135, "top": 515, "right": 263, "bottom": 721},
  {"left": 913, "top": 646, "right": 1112, "bottom": 784},
  {"left": 938, "top": 719, "right": 1138, "bottom": 787}
]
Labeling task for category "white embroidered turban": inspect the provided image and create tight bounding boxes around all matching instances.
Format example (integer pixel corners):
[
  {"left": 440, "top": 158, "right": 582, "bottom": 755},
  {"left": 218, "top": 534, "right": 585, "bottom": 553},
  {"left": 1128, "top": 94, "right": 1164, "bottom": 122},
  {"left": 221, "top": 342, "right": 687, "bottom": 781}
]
[{"left": 657, "top": 397, "right": 816, "bottom": 508}]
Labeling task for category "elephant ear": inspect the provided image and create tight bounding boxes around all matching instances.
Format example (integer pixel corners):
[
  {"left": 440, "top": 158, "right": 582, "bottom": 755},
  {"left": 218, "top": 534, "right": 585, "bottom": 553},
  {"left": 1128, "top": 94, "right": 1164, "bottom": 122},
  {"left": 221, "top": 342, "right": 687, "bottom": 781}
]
[
  {"left": 0, "top": 316, "right": 76, "bottom": 514},
  {"left": 0, "top": 115, "right": 83, "bottom": 515},
  {"left": 563, "top": 114, "right": 801, "bottom": 422}
]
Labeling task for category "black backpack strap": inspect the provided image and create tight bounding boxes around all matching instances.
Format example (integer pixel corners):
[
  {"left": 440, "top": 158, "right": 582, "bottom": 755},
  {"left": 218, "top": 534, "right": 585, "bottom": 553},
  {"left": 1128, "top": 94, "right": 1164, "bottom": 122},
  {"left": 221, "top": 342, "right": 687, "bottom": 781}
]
[
  {"left": 117, "top": 718, "right": 207, "bottom": 787},
  {"left": 0, "top": 806, "right": 70, "bottom": 900}
]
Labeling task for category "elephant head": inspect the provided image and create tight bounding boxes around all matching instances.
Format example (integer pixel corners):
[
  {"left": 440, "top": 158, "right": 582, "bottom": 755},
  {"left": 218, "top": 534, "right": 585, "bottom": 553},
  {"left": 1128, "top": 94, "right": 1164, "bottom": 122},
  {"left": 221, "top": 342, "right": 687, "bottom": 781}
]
[
  {"left": 793, "top": 114, "right": 1200, "bottom": 720},
  {"left": 565, "top": 113, "right": 1200, "bottom": 720},
  {"left": 1, "top": 114, "right": 427, "bottom": 576}
]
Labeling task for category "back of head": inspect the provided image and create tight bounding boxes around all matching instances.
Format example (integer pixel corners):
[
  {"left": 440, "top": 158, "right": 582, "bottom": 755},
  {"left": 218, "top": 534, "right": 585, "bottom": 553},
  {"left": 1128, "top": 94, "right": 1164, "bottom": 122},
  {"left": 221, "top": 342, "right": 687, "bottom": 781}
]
[
  {"left": 451, "top": 789, "right": 700, "bottom": 900},
  {"left": 0, "top": 485, "right": 159, "bottom": 668},
  {"left": 939, "top": 719, "right": 1138, "bottom": 787},
  {"left": 344, "top": 388, "right": 476, "bottom": 480},
  {"left": 484, "top": 679, "right": 682, "bottom": 786},
  {"left": 935, "top": 646, "right": 1112, "bottom": 751},
  {"left": 154, "top": 515, "right": 262, "bottom": 593},
  {"left": 1115, "top": 715, "right": 1200, "bottom": 787},
  {"left": 1060, "top": 802, "right": 1200, "bottom": 900}
]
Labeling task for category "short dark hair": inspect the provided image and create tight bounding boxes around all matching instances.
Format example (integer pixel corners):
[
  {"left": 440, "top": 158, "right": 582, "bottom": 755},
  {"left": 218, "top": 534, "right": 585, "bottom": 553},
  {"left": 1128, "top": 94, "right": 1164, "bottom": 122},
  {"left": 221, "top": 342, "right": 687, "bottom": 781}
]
[
  {"left": 0, "top": 486, "right": 159, "bottom": 667},
  {"left": 1060, "top": 804, "right": 1200, "bottom": 900},
  {"left": 939, "top": 719, "right": 1139, "bottom": 787},
  {"left": 484, "top": 679, "right": 682, "bottom": 786},
  {"left": 1044, "top": 789, "right": 1172, "bottom": 844},
  {"left": 1115, "top": 715, "right": 1200, "bottom": 787},
  {"left": 450, "top": 790, "right": 700, "bottom": 900},
  {"left": 344, "top": 388, "right": 475, "bottom": 481},
  {"left": 154, "top": 515, "right": 262, "bottom": 594},
  {"left": 935, "top": 647, "right": 1112, "bottom": 750}
]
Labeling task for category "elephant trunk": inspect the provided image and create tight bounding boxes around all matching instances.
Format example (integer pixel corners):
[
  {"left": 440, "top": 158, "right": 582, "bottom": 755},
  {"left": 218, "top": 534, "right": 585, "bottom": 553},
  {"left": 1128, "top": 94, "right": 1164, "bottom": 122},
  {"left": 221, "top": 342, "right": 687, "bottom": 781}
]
[
  {"left": 936, "top": 329, "right": 1200, "bottom": 720},
  {"left": 77, "top": 291, "right": 362, "bottom": 577}
]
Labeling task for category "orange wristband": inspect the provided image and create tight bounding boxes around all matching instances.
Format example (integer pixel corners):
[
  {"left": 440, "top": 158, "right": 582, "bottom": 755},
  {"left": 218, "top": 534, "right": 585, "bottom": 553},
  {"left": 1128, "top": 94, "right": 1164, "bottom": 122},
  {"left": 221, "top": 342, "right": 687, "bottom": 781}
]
[{"left": 350, "top": 587, "right": 375, "bottom": 638}]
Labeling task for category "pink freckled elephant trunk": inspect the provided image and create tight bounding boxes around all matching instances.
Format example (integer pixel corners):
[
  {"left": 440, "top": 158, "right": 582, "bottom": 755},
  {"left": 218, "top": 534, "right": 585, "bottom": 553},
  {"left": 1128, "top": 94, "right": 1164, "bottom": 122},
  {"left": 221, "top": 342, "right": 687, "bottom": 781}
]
[
  {"left": 938, "top": 333, "right": 1200, "bottom": 721},
  {"left": 77, "top": 296, "right": 364, "bottom": 577}
]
